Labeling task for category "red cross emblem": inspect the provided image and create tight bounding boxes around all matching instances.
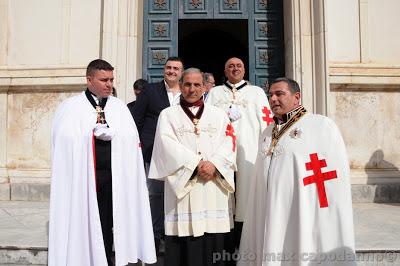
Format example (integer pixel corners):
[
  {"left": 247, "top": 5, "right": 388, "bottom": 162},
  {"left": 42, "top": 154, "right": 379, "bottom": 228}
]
[
  {"left": 303, "top": 153, "right": 337, "bottom": 208},
  {"left": 262, "top": 106, "right": 274, "bottom": 126},
  {"left": 225, "top": 123, "right": 236, "bottom": 152}
]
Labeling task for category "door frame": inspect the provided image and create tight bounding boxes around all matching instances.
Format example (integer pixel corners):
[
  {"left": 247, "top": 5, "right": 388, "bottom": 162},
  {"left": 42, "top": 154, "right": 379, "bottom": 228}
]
[{"left": 100, "top": 0, "right": 329, "bottom": 115}]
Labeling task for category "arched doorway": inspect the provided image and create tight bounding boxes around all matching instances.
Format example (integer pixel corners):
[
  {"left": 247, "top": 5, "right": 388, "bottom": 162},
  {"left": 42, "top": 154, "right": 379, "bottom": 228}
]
[{"left": 143, "top": 0, "right": 284, "bottom": 90}]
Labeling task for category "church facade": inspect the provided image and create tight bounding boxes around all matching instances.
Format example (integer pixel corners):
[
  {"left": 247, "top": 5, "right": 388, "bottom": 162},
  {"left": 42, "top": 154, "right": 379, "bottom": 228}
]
[{"left": 0, "top": 0, "right": 399, "bottom": 201}]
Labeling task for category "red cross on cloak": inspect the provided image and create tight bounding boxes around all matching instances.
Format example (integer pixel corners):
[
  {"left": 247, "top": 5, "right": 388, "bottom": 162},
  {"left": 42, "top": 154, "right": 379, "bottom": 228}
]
[
  {"left": 262, "top": 106, "right": 274, "bottom": 126},
  {"left": 303, "top": 153, "right": 337, "bottom": 208},
  {"left": 225, "top": 123, "right": 236, "bottom": 152}
]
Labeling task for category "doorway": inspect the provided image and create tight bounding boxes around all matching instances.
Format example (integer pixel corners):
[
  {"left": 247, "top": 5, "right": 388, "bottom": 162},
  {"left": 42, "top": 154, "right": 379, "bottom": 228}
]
[
  {"left": 178, "top": 19, "right": 248, "bottom": 85},
  {"left": 143, "top": 0, "right": 285, "bottom": 88}
]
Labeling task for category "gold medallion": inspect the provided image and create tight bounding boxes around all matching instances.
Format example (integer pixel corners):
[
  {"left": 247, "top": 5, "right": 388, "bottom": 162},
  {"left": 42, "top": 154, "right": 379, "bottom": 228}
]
[
  {"left": 95, "top": 106, "right": 105, "bottom": 124},
  {"left": 267, "top": 138, "right": 277, "bottom": 156},
  {"left": 232, "top": 86, "right": 237, "bottom": 100},
  {"left": 193, "top": 118, "right": 200, "bottom": 135}
]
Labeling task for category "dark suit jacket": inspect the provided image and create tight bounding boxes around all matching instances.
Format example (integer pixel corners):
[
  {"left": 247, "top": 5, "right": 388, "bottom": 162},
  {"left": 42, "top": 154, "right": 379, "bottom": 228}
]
[
  {"left": 127, "top": 100, "right": 135, "bottom": 116},
  {"left": 132, "top": 81, "right": 170, "bottom": 163}
]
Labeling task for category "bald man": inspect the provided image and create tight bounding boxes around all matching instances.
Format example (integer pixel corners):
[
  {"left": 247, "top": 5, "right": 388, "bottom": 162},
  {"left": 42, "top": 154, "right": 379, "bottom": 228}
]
[{"left": 207, "top": 57, "right": 273, "bottom": 248}]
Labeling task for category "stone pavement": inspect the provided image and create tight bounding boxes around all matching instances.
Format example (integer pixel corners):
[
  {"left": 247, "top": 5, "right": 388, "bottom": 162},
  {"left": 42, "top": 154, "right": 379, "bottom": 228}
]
[{"left": 0, "top": 201, "right": 399, "bottom": 265}]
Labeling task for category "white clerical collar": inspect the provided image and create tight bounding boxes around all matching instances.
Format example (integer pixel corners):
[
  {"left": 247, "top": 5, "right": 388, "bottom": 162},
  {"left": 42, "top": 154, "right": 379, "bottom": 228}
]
[
  {"left": 226, "top": 80, "right": 246, "bottom": 88},
  {"left": 90, "top": 93, "right": 108, "bottom": 105}
]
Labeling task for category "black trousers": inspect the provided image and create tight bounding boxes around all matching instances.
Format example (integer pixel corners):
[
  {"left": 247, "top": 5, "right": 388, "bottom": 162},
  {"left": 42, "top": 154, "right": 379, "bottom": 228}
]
[
  {"left": 232, "top": 172, "right": 244, "bottom": 250},
  {"left": 95, "top": 139, "right": 113, "bottom": 266},
  {"left": 164, "top": 232, "right": 235, "bottom": 266},
  {"left": 145, "top": 162, "right": 165, "bottom": 256},
  {"left": 233, "top": 221, "right": 243, "bottom": 250},
  {"left": 97, "top": 169, "right": 113, "bottom": 266}
]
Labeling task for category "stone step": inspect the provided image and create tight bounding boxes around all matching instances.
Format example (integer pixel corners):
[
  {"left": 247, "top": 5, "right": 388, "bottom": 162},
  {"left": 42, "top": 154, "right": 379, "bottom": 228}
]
[
  {"left": 0, "top": 202, "right": 399, "bottom": 265},
  {"left": 1, "top": 251, "right": 399, "bottom": 266},
  {"left": 352, "top": 183, "right": 400, "bottom": 203},
  {"left": 2, "top": 183, "right": 400, "bottom": 203}
]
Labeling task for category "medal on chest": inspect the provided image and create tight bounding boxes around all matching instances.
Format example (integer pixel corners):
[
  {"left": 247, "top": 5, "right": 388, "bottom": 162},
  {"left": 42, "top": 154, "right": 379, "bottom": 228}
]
[
  {"left": 232, "top": 86, "right": 238, "bottom": 101},
  {"left": 95, "top": 106, "right": 106, "bottom": 124},
  {"left": 193, "top": 118, "right": 200, "bottom": 135},
  {"left": 266, "top": 106, "right": 307, "bottom": 156},
  {"left": 267, "top": 138, "right": 278, "bottom": 156}
]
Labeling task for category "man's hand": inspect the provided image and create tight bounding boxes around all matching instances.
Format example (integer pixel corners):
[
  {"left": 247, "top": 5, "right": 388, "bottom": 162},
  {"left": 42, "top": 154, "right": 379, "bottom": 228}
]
[
  {"left": 197, "top": 161, "right": 217, "bottom": 181},
  {"left": 94, "top": 123, "right": 115, "bottom": 141},
  {"left": 227, "top": 105, "right": 241, "bottom": 122}
]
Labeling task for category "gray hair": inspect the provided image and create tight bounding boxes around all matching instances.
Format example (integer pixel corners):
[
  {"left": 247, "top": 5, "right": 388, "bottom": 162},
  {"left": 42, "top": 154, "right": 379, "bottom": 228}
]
[
  {"left": 269, "top": 77, "right": 301, "bottom": 94},
  {"left": 203, "top": 72, "right": 214, "bottom": 83},
  {"left": 181, "top": 67, "right": 204, "bottom": 84}
]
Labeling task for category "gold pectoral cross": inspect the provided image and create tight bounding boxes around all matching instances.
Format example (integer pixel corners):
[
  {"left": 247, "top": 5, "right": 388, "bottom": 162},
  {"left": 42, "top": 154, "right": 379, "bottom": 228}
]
[
  {"left": 95, "top": 106, "right": 105, "bottom": 124},
  {"left": 232, "top": 85, "right": 237, "bottom": 100},
  {"left": 193, "top": 118, "right": 200, "bottom": 135}
]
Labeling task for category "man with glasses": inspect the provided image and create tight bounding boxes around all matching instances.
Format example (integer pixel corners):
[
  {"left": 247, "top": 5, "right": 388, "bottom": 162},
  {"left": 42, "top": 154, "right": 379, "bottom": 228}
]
[{"left": 203, "top": 72, "right": 216, "bottom": 101}]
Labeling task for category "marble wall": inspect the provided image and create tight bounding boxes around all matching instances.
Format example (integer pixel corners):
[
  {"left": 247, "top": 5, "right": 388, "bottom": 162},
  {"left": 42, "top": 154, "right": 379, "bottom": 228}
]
[
  {"left": 6, "top": 0, "right": 101, "bottom": 66},
  {"left": 330, "top": 90, "right": 400, "bottom": 168},
  {"left": 327, "top": 0, "right": 400, "bottom": 64},
  {"left": 326, "top": 0, "right": 360, "bottom": 62},
  {"left": 7, "top": 90, "right": 77, "bottom": 172},
  {"left": 0, "top": 93, "right": 7, "bottom": 180},
  {"left": 327, "top": 0, "right": 400, "bottom": 183},
  {"left": 329, "top": 88, "right": 400, "bottom": 184},
  {"left": 367, "top": 0, "right": 400, "bottom": 64}
]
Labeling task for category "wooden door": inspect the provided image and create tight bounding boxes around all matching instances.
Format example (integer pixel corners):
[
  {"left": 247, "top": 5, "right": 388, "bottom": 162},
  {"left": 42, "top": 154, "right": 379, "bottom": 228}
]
[{"left": 143, "top": 0, "right": 284, "bottom": 89}]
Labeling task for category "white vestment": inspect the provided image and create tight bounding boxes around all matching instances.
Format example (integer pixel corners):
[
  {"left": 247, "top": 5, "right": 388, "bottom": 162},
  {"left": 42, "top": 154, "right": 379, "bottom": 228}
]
[
  {"left": 148, "top": 104, "right": 236, "bottom": 237},
  {"left": 48, "top": 92, "right": 156, "bottom": 266},
  {"left": 207, "top": 81, "right": 271, "bottom": 221},
  {"left": 239, "top": 112, "right": 355, "bottom": 266}
]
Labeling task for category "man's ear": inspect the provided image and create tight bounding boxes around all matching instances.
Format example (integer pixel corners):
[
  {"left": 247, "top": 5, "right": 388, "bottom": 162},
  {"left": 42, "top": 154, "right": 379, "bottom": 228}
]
[{"left": 294, "top": 92, "right": 301, "bottom": 105}]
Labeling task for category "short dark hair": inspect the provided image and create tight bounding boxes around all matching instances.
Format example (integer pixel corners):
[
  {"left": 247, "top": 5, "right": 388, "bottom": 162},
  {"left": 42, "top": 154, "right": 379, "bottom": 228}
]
[
  {"left": 86, "top": 59, "right": 114, "bottom": 77},
  {"left": 269, "top": 77, "right": 300, "bottom": 94},
  {"left": 133, "top": 79, "right": 148, "bottom": 91},
  {"left": 166, "top": 56, "right": 184, "bottom": 69}
]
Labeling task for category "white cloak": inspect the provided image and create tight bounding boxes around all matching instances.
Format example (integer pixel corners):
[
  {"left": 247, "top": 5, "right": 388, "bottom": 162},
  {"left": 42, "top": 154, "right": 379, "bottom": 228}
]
[
  {"left": 207, "top": 82, "right": 271, "bottom": 221},
  {"left": 48, "top": 92, "right": 156, "bottom": 266},
  {"left": 239, "top": 113, "right": 355, "bottom": 266},
  {"left": 148, "top": 104, "right": 236, "bottom": 237}
]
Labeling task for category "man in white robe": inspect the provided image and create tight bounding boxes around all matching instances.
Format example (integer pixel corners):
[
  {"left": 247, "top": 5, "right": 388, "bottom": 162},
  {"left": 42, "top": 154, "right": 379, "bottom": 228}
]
[
  {"left": 48, "top": 59, "right": 156, "bottom": 266},
  {"left": 239, "top": 78, "right": 355, "bottom": 266},
  {"left": 149, "top": 68, "right": 236, "bottom": 266},
  {"left": 207, "top": 57, "right": 272, "bottom": 246}
]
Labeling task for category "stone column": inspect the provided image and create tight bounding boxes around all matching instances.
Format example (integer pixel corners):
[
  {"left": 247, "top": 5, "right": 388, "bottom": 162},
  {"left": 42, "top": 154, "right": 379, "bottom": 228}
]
[
  {"left": 283, "top": 0, "right": 329, "bottom": 115},
  {"left": 101, "top": 0, "right": 144, "bottom": 103},
  {"left": 0, "top": 90, "right": 9, "bottom": 200}
]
